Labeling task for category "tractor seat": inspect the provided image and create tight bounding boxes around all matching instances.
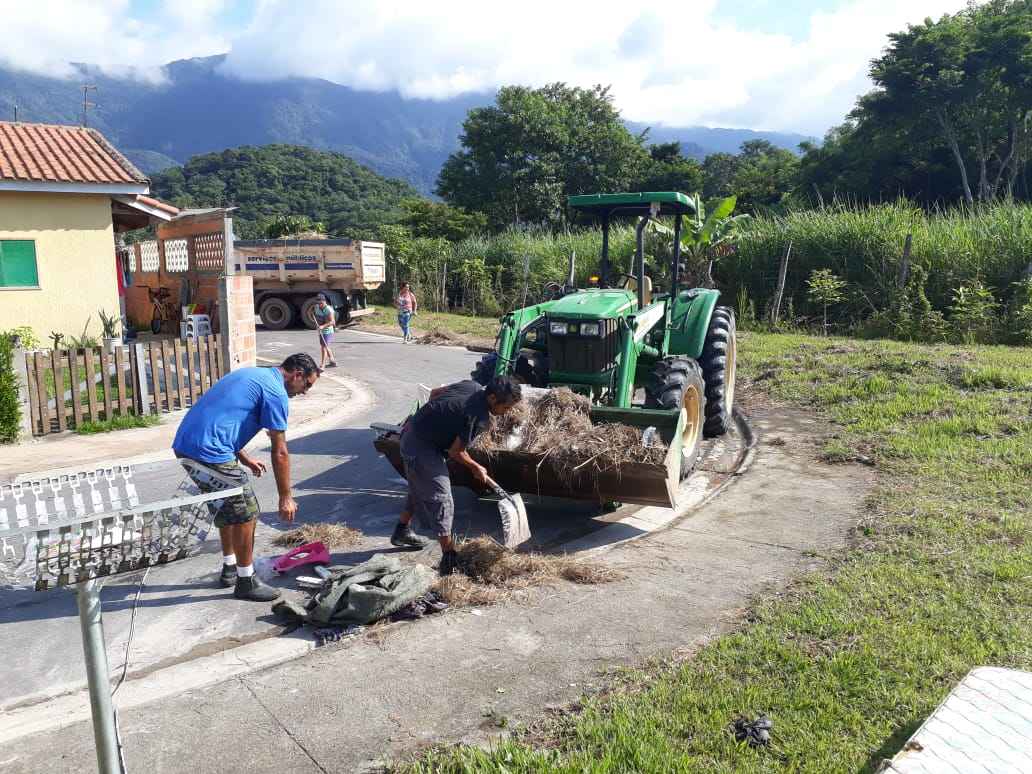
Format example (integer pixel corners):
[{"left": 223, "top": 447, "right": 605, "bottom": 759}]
[{"left": 624, "top": 275, "right": 653, "bottom": 305}]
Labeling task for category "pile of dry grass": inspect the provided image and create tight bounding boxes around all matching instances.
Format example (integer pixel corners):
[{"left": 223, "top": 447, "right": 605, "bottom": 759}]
[
  {"left": 272, "top": 523, "right": 362, "bottom": 549},
  {"left": 432, "top": 536, "right": 625, "bottom": 607},
  {"left": 415, "top": 327, "right": 461, "bottom": 346},
  {"left": 472, "top": 387, "right": 668, "bottom": 484}
]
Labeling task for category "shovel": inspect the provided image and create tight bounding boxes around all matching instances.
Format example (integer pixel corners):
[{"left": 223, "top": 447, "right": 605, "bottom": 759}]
[{"left": 485, "top": 477, "right": 531, "bottom": 549}]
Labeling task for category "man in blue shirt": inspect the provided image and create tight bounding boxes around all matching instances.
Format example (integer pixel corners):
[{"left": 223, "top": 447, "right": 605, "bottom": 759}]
[{"left": 173, "top": 353, "right": 321, "bottom": 601}]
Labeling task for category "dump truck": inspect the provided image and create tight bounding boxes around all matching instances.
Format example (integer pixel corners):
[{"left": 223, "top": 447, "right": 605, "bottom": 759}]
[
  {"left": 374, "top": 191, "right": 737, "bottom": 509},
  {"left": 233, "top": 238, "right": 385, "bottom": 330}
]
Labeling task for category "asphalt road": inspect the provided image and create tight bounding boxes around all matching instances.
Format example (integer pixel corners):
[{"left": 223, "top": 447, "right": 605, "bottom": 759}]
[{"left": 0, "top": 327, "right": 607, "bottom": 709}]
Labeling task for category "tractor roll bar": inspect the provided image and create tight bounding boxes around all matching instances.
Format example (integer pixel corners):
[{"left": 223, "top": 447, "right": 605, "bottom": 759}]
[
  {"left": 634, "top": 216, "right": 648, "bottom": 310},
  {"left": 673, "top": 213, "right": 683, "bottom": 290}
]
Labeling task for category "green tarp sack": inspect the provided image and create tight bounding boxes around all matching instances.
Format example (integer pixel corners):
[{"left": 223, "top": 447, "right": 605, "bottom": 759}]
[{"left": 274, "top": 554, "right": 434, "bottom": 627}]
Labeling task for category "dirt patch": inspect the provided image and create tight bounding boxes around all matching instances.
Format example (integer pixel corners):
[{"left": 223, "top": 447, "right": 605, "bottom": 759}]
[
  {"left": 432, "top": 536, "right": 625, "bottom": 607},
  {"left": 272, "top": 523, "right": 362, "bottom": 549}
]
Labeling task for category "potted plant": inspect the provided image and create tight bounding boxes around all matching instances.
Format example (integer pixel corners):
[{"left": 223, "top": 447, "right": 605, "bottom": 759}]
[{"left": 98, "top": 309, "right": 121, "bottom": 352}]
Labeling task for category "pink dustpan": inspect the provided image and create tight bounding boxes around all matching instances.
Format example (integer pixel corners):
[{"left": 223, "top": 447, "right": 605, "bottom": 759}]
[{"left": 272, "top": 541, "right": 330, "bottom": 574}]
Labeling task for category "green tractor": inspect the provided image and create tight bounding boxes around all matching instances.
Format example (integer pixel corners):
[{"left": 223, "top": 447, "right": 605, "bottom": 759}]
[{"left": 376, "top": 192, "right": 737, "bottom": 508}]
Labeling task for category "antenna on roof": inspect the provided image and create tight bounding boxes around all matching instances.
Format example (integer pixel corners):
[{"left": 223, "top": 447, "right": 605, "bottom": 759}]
[
  {"left": 81, "top": 84, "right": 97, "bottom": 127},
  {"left": 11, "top": 104, "right": 16, "bottom": 122}
]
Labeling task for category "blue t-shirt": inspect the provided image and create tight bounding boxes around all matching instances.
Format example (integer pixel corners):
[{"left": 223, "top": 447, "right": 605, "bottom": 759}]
[{"left": 172, "top": 367, "right": 289, "bottom": 463}]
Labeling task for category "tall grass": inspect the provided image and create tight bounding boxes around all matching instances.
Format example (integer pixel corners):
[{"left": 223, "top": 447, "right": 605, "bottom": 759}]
[
  {"left": 385, "top": 202, "right": 1032, "bottom": 342},
  {"left": 722, "top": 201, "right": 1032, "bottom": 327}
]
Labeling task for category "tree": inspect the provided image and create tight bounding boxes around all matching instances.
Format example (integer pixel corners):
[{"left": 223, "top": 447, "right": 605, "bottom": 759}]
[
  {"left": 436, "top": 84, "right": 650, "bottom": 230},
  {"left": 399, "top": 198, "right": 487, "bottom": 241},
  {"left": 731, "top": 140, "right": 799, "bottom": 213},
  {"left": 701, "top": 153, "right": 739, "bottom": 200},
  {"left": 807, "top": 269, "right": 848, "bottom": 334},
  {"left": 869, "top": 0, "right": 1032, "bottom": 204},
  {"left": 636, "top": 142, "right": 704, "bottom": 193}
]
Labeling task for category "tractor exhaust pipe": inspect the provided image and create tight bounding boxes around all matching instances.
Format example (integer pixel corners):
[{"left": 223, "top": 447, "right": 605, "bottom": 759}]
[{"left": 566, "top": 250, "right": 576, "bottom": 288}]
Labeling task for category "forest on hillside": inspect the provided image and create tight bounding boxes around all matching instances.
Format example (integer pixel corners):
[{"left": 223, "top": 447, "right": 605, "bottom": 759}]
[{"left": 150, "top": 144, "right": 419, "bottom": 239}]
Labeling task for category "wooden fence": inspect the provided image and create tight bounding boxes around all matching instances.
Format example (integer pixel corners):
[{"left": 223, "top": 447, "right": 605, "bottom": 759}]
[{"left": 24, "top": 335, "right": 224, "bottom": 436}]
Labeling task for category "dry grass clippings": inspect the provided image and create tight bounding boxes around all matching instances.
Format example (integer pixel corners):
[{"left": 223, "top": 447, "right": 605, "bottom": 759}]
[
  {"left": 471, "top": 387, "right": 668, "bottom": 487},
  {"left": 416, "top": 327, "right": 462, "bottom": 345},
  {"left": 432, "top": 536, "right": 625, "bottom": 607},
  {"left": 272, "top": 523, "right": 362, "bottom": 549}
]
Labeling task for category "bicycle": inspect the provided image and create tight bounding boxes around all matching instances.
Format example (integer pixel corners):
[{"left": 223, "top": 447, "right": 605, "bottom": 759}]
[{"left": 143, "top": 286, "right": 177, "bottom": 334}]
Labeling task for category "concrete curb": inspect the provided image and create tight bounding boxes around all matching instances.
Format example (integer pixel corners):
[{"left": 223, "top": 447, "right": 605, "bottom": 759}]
[{"left": 0, "top": 633, "right": 319, "bottom": 745}]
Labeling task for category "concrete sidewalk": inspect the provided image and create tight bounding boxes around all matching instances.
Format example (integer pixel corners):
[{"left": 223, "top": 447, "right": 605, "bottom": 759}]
[{"left": 0, "top": 368, "right": 358, "bottom": 483}]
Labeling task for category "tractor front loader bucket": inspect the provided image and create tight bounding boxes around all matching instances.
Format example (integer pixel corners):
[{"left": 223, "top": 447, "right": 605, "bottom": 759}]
[{"left": 373, "top": 405, "right": 686, "bottom": 509}]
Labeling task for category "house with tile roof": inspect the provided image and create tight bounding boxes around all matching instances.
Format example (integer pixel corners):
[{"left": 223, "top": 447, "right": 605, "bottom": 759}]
[{"left": 0, "top": 121, "right": 180, "bottom": 340}]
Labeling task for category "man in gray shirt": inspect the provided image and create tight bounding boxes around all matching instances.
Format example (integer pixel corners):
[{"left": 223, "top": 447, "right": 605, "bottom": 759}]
[{"left": 391, "top": 376, "right": 523, "bottom": 574}]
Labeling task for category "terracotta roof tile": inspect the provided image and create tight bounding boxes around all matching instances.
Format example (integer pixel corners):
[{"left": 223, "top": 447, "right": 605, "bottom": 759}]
[
  {"left": 0, "top": 121, "right": 146, "bottom": 185},
  {"left": 136, "top": 195, "right": 180, "bottom": 215}
]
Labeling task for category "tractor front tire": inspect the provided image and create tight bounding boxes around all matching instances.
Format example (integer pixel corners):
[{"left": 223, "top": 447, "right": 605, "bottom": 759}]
[
  {"left": 699, "top": 306, "right": 737, "bottom": 438},
  {"left": 645, "top": 357, "right": 706, "bottom": 479}
]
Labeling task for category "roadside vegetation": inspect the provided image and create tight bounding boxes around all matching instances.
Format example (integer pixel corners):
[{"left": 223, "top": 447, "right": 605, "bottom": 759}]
[
  {"left": 373, "top": 201, "right": 1032, "bottom": 347},
  {"left": 74, "top": 414, "right": 159, "bottom": 435},
  {"left": 406, "top": 331, "right": 1032, "bottom": 772}
]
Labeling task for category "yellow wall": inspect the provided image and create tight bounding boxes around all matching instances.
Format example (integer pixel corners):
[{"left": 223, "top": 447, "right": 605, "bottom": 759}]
[{"left": 0, "top": 191, "right": 119, "bottom": 343}]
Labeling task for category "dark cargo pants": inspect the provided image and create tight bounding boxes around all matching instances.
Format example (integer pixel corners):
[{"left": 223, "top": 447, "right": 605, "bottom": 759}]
[{"left": 400, "top": 429, "right": 454, "bottom": 537}]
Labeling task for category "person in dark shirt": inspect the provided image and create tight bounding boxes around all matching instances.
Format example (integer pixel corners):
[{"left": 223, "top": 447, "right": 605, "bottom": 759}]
[{"left": 391, "top": 376, "right": 523, "bottom": 574}]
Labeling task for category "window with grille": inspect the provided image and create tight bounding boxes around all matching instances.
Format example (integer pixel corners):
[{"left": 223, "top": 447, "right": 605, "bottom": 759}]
[{"left": 0, "top": 240, "right": 40, "bottom": 287}]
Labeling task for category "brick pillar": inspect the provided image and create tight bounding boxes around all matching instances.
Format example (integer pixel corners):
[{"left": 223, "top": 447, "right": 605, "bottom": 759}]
[{"left": 218, "top": 275, "right": 257, "bottom": 370}]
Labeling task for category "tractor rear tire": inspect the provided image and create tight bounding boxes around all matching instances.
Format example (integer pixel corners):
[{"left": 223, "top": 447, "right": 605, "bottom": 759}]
[
  {"left": 471, "top": 353, "right": 498, "bottom": 386},
  {"left": 699, "top": 306, "right": 737, "bottom": 438},
  {"left": 645, "top": 357, "right": 706, "bottom": 479},
  {"left": 259, "top": 297, "right": 294, "bottom": 331}
]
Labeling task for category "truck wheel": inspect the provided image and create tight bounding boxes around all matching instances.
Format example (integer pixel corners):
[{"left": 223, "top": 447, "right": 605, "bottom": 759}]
[
  {"left": 259, "top": 297, "right": 294, "bottom": 330},
  {"left": 299, "top": 297, "right": 322, "bottom": 330},
  {"left": 699, "top": 306, "right": 736, "bottom": 438},
  {"left": 471, "top": 353, "right": 498, "bottom": 386},
  {"left": 645, "top": 357, "right": 705, "bottom": 479}
]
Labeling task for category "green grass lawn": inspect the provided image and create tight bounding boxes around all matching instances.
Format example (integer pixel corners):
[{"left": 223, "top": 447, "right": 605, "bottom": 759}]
[
  {"left": 75, "top": 414, "right": 159, "bottom": 435},
  {"left": 407, "top": 332, "right": 1032, "bottom": 773},
  {"left": 356, "top": 308, "right": 500, "bottom": 344}
]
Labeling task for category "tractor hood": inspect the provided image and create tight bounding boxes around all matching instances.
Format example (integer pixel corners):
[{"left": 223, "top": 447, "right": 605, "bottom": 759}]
[{"left": 547, "top": 289, "right": 636, "bottom": 320}]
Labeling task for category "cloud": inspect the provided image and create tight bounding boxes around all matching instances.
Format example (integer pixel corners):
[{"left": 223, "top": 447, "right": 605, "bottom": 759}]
[
  {"left": 0, "top": 0, "right": 229, "bottom": 82},
  {"left": 1, "top": 0, "right": 968, "bottom": 134},
  {"left": 220, "top": 0, "right": 966, "bottom": 135}
]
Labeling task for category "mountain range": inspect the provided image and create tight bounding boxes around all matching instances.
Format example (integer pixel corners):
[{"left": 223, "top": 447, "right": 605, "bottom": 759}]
[{"left": 0, "top": 55, "right": 815, "bottom": 194}]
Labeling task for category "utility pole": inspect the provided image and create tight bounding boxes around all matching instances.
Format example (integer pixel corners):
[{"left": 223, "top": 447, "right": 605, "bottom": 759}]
[{"left": 81, "top": 84, "right": 97, "bottom": 127}]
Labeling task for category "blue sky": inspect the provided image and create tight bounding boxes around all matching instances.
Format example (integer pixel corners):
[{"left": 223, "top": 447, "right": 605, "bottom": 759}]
[{"left": 6, "top": 0, "right": 968, "bottom": 135}]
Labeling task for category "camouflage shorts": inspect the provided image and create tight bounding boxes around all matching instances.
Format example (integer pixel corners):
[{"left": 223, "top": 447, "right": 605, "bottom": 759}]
[{"left": 178, "top": 457, "right": 260, "bottom": 528}]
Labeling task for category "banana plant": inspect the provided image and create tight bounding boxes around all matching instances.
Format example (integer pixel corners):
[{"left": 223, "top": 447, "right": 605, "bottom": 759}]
[{"left": 648, "top": 193, "right": 749, "bottom": 287}]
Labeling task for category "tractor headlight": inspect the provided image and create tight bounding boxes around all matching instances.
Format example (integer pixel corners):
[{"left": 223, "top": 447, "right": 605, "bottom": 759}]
[
  {"left": 549, "top": 321, "right": 568, "bottom": 336},
  {"left": 580, "top": 322, "right": 601, "bottom": 337}
]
